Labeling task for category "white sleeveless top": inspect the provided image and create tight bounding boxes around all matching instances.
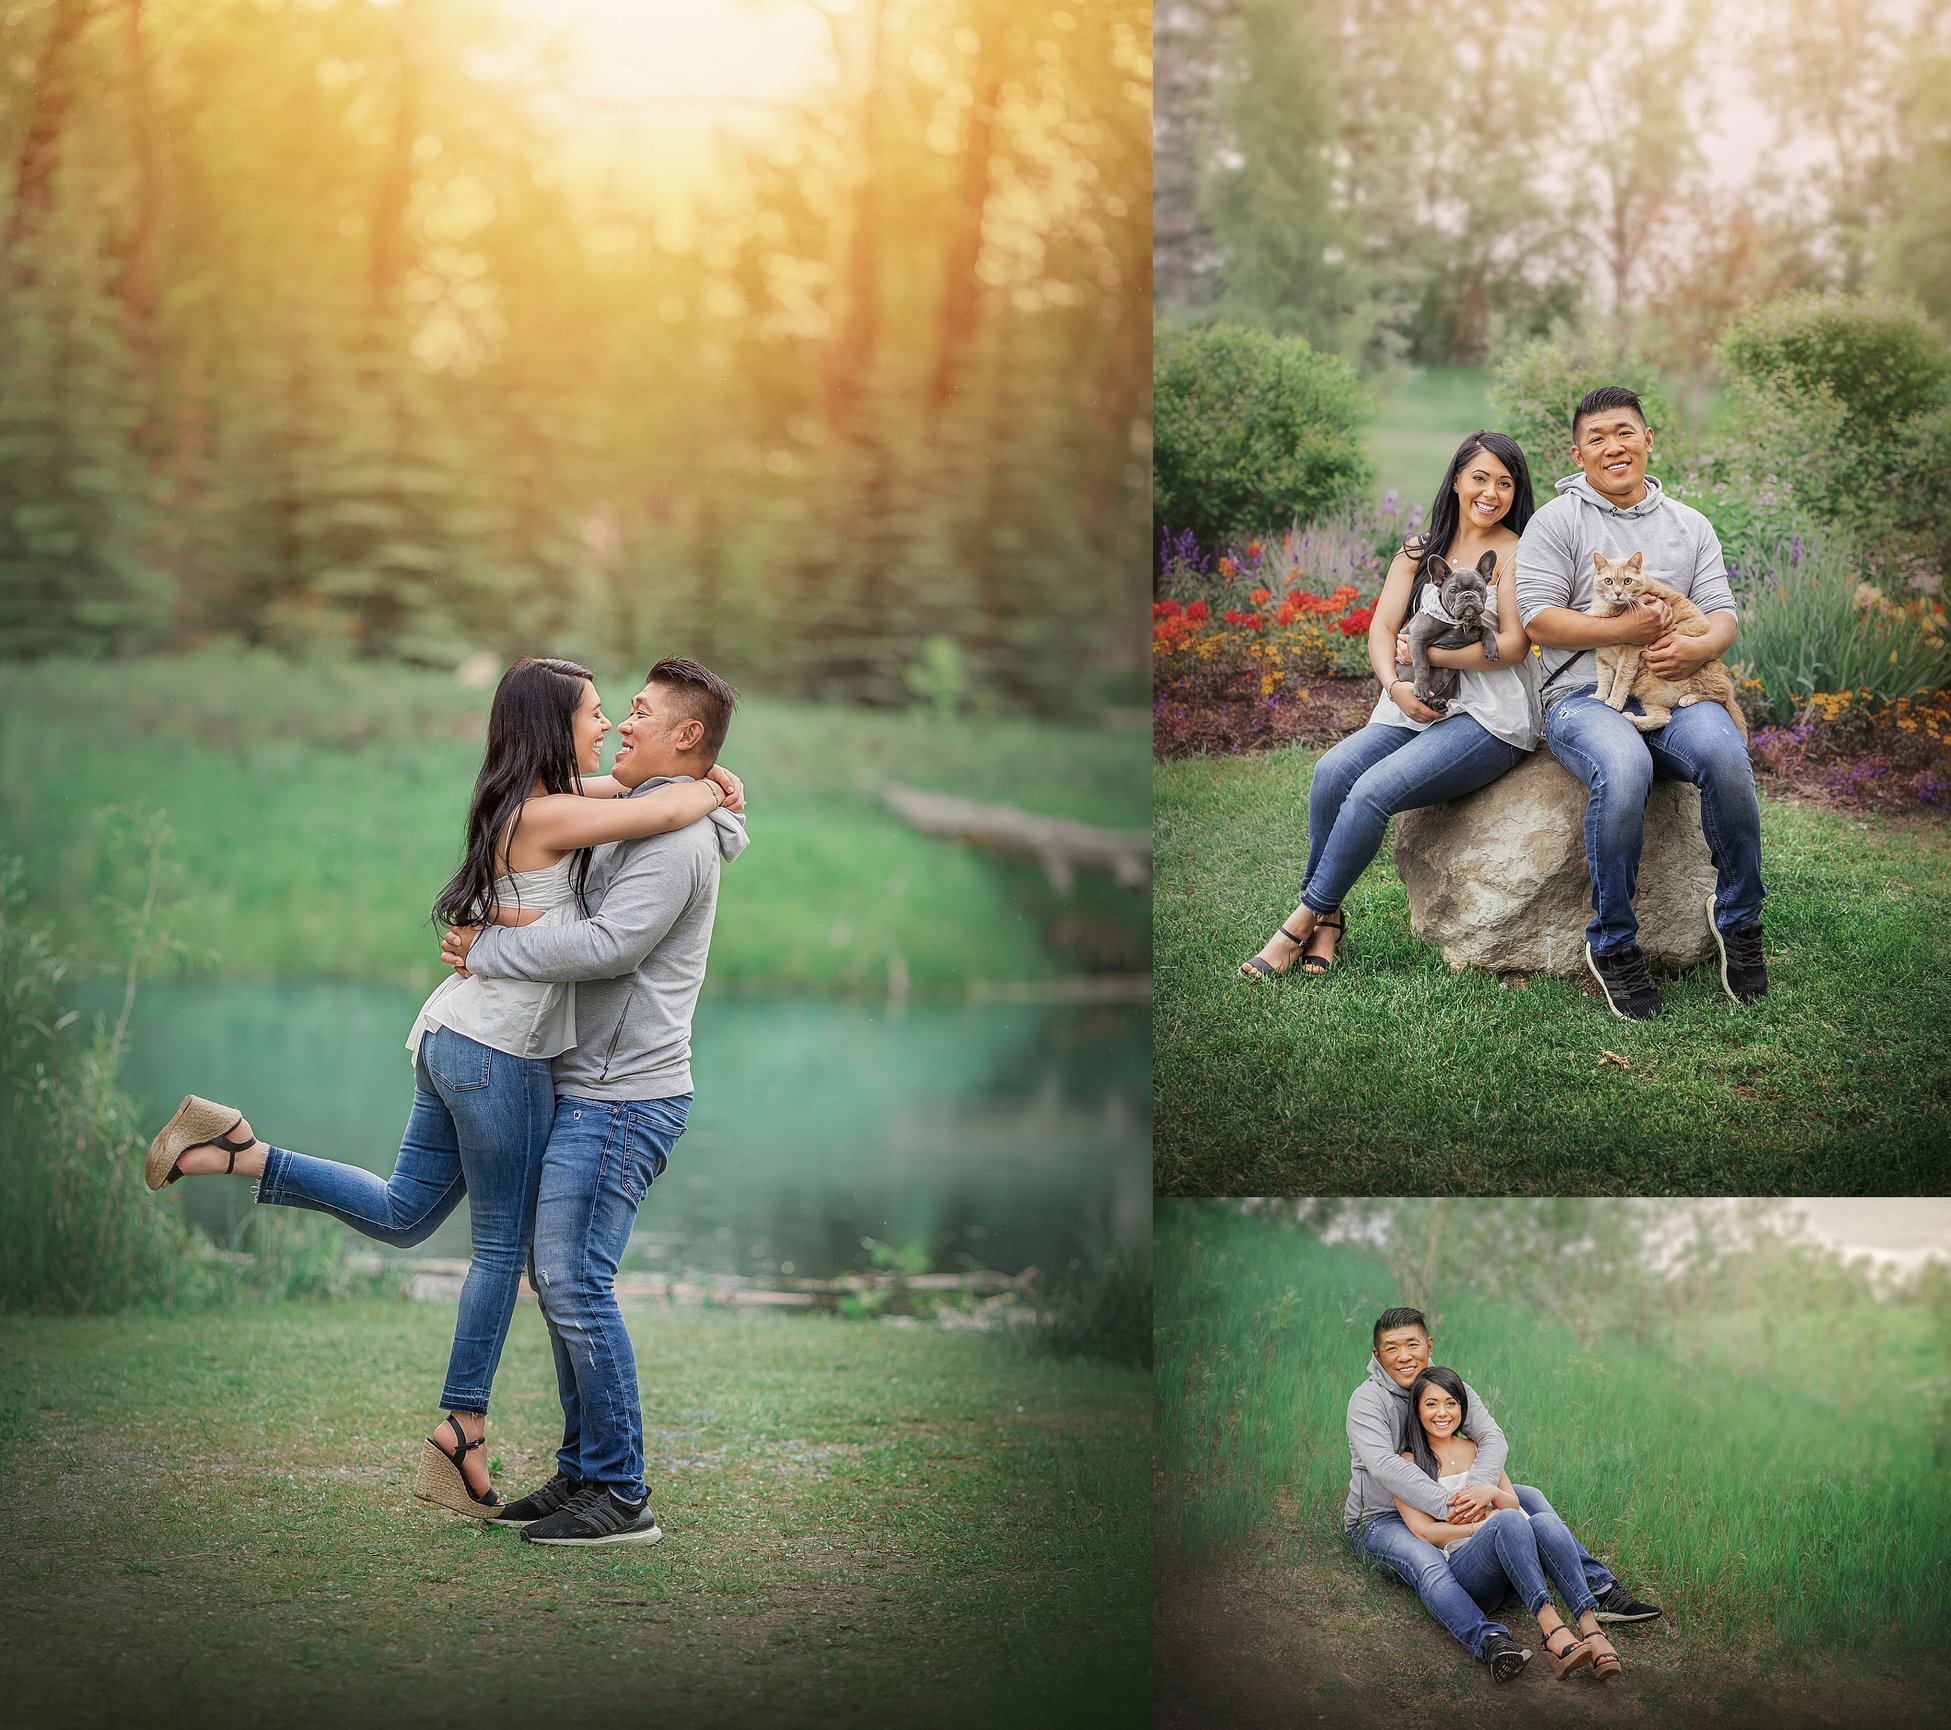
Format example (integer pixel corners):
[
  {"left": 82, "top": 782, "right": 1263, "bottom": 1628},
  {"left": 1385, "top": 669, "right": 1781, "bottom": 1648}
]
[
  {"left": 406, "top": 857, "right": 580, "bottom": 1065},
  {"left": 1372, "top": 581, "right": 1541, "bottom": 750},
  {"left": 1436, "top": 1464, "right": 1482, "bottom": 1556}
]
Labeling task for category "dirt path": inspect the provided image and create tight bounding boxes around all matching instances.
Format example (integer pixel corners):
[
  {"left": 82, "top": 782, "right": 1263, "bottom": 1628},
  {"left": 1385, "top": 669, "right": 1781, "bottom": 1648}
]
[{"left": 1155, "top": 1539, "right": 1947, "bottom": 1730}]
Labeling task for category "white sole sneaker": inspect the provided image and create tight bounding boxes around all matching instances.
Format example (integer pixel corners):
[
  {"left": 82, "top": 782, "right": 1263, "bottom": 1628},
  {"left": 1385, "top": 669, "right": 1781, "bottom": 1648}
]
[{"left": 524, "top": 1519, "right": 664, "bottom": 1547}]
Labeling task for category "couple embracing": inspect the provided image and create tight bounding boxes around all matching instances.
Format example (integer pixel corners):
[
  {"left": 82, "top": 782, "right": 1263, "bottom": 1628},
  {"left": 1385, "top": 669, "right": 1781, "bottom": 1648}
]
[
  {"left": 1238, "top": 385, "right": 1770, "bottom": 1019},
  {"left": 1347, "top": 1307, "right": 1661, "bottom": 1684},
  {"left": 143, "top": 655, "right": 746, "bottom": 1547}
]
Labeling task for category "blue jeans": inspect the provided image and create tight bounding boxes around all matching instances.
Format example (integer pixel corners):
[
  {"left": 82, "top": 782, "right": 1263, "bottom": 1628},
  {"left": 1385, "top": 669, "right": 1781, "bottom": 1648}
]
[
  {"left": 1350, "top": 1487, "right": 1614, "bottom": 1658},
  {"left": 1301, "top": 719, "right": 1528, "bottom": 915},
  {"left": 1448, "top": 1502, "right": 1603, "bottom": 1624},
  {"left": 256, "top": 1026, "right": 554, "bottom": 1415},
  {"left": 530, "top": 1092, "right": 691, "bottom": 1500},
  {"left": 1543, "top": 684, "right": 1765, "bottom": 955}
]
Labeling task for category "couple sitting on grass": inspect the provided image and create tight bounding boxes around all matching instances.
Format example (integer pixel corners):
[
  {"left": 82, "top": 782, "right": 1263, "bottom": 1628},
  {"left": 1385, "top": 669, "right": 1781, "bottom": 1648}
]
[
  {"left": 1347, "top": 1307, "right": 1661, "bottom": 1685},
  {"left": 1238, "top": 385, "right": 1768, "bottom": 1019},
  {"left": 144, "top": 655, "right": 748, "bottom": 1548}
]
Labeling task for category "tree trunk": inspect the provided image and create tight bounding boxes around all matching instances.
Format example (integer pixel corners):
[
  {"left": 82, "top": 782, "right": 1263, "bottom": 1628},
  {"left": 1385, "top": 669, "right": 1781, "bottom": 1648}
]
[
  {"left": 824, "top": 0, "right": 884, "bottom": 436},
  {"left": 6, "top": 0, "right": 94, "bottom": 279},
  {"left": 929, "top": 6, "right": 1007, "bottom": 421},
  {"left": 118, "top": 0, "right": 170, "bottom": 353}
]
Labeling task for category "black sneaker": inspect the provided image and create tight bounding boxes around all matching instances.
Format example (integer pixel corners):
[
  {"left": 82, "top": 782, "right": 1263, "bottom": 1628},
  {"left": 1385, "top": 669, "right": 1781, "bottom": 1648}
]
[
  {"left": 1587, "top": 942, "right": 1663, "bottom": 1020},
  {"left": 521, "top": 1483, "right": 663, "bottom": 1547},
  {"left": 492, "top": 1469, "right": 584, "bottom": 1527},
  {"left": 1707, "top": 897, "right": 1767, "bottom": 1005},
  {"left": 1479, "top": 1632, "right": 1531, "bottom": 1683},
  {"left": 1593, "top": 1583, "right": 1662, "bottom": 1623}
]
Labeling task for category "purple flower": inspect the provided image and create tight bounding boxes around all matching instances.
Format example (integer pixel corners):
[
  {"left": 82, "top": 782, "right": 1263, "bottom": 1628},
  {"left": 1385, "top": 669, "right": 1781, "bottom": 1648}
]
[
  {"left": 1382, "top": 490, "right": 1400, "bottom": 516},
  {"left": 1790, "top": 535, "right": 1803, "bottom": 567},
  {"left": 1407, "top": 504, "right": 1424, "bottom": 532}
]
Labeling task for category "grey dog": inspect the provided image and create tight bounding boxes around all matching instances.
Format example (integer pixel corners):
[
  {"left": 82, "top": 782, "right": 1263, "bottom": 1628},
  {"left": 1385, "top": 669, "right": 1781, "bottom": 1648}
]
[{"left": 1396, "top": 550, "right": 1499, "bottom": 710}]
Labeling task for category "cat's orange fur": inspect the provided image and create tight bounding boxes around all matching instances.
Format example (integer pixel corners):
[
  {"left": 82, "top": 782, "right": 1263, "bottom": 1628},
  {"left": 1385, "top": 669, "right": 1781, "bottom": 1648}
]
[{"left": 1585, "top": 552, "right": 1749, "bottom": 743}]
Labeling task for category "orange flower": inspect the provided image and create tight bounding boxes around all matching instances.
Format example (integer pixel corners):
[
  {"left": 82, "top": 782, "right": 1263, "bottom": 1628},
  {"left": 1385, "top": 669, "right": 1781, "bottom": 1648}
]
[{"left": 1249, "top": 587, "right": 1271, "bottom": 605}]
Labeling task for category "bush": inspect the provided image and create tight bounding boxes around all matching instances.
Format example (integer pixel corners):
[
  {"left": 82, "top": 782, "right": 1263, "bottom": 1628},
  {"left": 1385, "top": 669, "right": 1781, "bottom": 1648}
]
[
  {"left": 1729, "top": 531, "right": 1951, "bottom": 723},
  {"left": 1152, "top": 324, "right": 1372, "bottom": 550},
  {"left": 1713, "top": 293, "right": 1951, "bottom": 577},
  {"left": 1719, "top": 292, "right": 1951, "bottom": 435},
  {"left": 1036, "top": 1238, "right": 1152, "bottom": 1368},
  {"left": 1487, "top": 338, "right": 1675, "bottom": 507}
]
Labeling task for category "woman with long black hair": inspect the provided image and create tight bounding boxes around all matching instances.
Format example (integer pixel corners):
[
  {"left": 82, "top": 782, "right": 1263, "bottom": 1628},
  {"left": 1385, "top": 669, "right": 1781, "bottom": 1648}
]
[
  {"left": 141, "top": 658, "right": 744, "bottom": 1519},
  {"left": 1239, "top": 431, "right": 1541, "bottom": 979},
  {"left": 1391, "top": 1367, "right": 1622, "bottom": 1683}
]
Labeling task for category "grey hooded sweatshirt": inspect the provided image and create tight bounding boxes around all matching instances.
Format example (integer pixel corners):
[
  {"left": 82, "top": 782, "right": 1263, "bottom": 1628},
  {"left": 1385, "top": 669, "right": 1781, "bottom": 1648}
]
[
  {"left": 1514, "top": 472, "right": 1737, "bottom": 708},
  {"left": 463, "top": 777, "right": 749, "bottom": 1102},
  {"left": 1343, "top": 1356, "right": 1508, "bottom": 1533}
]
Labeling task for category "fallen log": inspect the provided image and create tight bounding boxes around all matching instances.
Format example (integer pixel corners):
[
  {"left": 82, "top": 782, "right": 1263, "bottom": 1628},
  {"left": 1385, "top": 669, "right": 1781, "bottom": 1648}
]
[{"left": 879, "top": 780, "right": 1151, "bottom": 892}]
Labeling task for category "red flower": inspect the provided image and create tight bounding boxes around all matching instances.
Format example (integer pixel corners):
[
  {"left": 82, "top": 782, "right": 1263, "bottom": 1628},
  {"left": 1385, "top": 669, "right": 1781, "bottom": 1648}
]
[
  {"left": 1337, "top": 606, "right": 1374, "bottom": 636},
  {"left": 1276, "top": 596, "right": 1302, "bottom": 626},
  {"left": 1154, "top": 600, "right": 1183, "bottom": 620},
  {"left": 1246, "top": 540, "right": 1264, "bottom": 560},
  {"left": 1186, "top": 600, "right": 1209, "bottom": 623}
]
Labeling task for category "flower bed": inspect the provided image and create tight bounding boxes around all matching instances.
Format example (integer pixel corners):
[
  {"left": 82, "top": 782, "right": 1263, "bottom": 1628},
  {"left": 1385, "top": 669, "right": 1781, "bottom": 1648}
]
[{"left": 1749, "top": 689, "right": 1951, "bottom": 815}]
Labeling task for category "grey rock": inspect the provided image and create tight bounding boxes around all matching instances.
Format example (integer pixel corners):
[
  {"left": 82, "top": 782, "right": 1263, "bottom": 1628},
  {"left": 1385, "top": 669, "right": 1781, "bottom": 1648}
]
[{"left": 1391, "top": 750, "right": 1718, "bottom": 976}]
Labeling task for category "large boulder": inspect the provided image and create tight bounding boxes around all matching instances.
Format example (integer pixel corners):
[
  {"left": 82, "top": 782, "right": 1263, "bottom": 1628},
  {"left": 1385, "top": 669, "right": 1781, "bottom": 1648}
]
[{"left": 1391, "top": 750, "right": 1718, "bottom": 976}]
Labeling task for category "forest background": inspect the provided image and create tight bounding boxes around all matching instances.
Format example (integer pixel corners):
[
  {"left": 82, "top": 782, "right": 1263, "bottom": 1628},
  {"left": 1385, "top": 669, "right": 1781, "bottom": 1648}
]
[
  {"left": 1155, "top": 0, "right": 1947, "bottom": 391},
  {"left": 1, "top": 0, "right": 1152, "bottom": 711}
]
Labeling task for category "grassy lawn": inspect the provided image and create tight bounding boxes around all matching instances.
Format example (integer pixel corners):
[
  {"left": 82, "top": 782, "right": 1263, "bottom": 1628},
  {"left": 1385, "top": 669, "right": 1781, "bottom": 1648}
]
[
  {"left": 0, "top": 1301, "right": 1148, "bottom": 1729},
  {"left": 1154, "top": 744, "right": 1951, "bottom": 1193},
  {"left": 1152, "top": 1208, "right": 1950, "bottom": 1728},
  {"left": 1368, "top": 366, "right": 1495, "bottom": 510},
  {"left": 0, "top": 654, "right": 1149, "bottom": 991}
]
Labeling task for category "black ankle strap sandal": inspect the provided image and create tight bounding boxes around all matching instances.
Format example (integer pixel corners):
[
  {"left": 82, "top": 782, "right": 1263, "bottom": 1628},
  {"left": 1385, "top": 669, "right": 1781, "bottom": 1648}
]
[
  {"left": 1298, "top": 909, "right": 1349, "bottom": 975},
  {"left": 1239, "top": 924, "right": 1309, "bottom": 980},
  {"left": 416, "top": 1415, "right": 503, "bottom": 1516},
  {"left": 165, "top": 1119, "right": 255, "bottom": 1186}
]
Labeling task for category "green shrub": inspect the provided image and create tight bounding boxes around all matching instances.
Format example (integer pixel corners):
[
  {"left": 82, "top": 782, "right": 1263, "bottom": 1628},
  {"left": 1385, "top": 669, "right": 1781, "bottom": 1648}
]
[
  {"left": 1719, "top": 292, "right": 1951, "bottom": 434},
  {"left": 1152, "top": 324, "right": 1372, "bottom": 548},
  {"left": 1487, "top": 338, "right": 1675, "bottom": 507},
  {"left": 1730, "top": 531, "right": 1951, "bottom": 722}
]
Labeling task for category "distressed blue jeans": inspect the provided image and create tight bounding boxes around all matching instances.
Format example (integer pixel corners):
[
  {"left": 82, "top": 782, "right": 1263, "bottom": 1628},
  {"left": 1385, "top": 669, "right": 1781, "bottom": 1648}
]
[
  {"left": 255, "top": 1026, "right": 554, "bottom": 1415},
  {"left": 1350, "top": 1486, "right": 1614, "bottom": 1658},
  {"left": 1543, "top": 684, "right": 1765, "bottom": 956},
  {"left": 530, "top": 1092, "right": 691, "bottom": 1500},
  {"left": 1447, "top": 1502, "right": 1604, "bottom": 1624},
  {"left": 1301, "top": 719, "right": 1529, "bottom": 916}
]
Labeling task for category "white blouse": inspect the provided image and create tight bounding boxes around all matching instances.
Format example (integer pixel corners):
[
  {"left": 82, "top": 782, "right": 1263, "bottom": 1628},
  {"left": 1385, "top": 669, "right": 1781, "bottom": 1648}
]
[{"left": 406, "top": 857, "right": 580, "bottom": 1065}]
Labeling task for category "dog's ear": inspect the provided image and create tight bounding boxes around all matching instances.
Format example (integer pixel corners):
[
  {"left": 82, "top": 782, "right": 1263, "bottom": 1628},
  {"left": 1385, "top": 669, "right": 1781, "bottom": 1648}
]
[
  {"left": 1626, "top": 551, "right": 1643, "bottom": 571},
  {"left": 1476, "top": 551, "right": 1497, "bottom": 578},
  {"left": 1424, "top": 553, "right": 1451, "bottom": 580}
]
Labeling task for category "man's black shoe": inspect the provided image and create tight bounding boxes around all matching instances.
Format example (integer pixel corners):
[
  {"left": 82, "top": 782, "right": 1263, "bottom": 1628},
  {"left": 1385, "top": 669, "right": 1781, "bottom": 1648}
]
[
  {"left": 1708, "top": 898, "right": 1767, "bottom": 1005},
  {"left": 1479, "top": 1632, "right": 1530, "bottom": 1683},
  {"left": 1587, "top": 942, "right": 1663, "bottom": 1020},
  {"left": 1593, "top": 1583, "right": 1662, "bottom": 1623},
  {"left": 493, "top": 1469, "right": 584, "bottom": 1527},
  {"left": 521, "top": 1483, "right": 663, "bottom": 1547}
]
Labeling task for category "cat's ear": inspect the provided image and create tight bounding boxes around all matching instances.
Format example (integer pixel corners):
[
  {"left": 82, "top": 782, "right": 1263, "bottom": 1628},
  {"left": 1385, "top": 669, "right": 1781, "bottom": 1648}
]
[
  {"left": 1476, "top": 551, "right": 1497, "bottom": 578},
  {"left": 1592, "top": 551, "right": 1606, "bottom": 576},
  {"left": 1626, "top": 551, "right": 1643, "bottom": 571}
]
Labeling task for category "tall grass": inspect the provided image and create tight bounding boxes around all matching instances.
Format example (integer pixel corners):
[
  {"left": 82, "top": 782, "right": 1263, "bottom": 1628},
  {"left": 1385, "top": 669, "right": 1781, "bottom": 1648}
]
[
  {"left": 1155, "top": 1205, "right": 1950, "bottom": 1658},
  {"left": 1728, "top": 530, "right": 1951, "bottom": 722}
]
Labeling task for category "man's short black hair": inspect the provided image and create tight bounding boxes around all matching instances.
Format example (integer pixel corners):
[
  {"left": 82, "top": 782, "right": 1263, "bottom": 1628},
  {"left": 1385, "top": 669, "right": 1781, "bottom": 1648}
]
[
  {"left": 1572, "top": 384, "right": 1648, "bottom": 443},
  {"left": 645, "top": 657, "right": 738, "bottom": 764},
  {"left": 1373, "top": 1306, "right": 1429, "bottom": 1350}
]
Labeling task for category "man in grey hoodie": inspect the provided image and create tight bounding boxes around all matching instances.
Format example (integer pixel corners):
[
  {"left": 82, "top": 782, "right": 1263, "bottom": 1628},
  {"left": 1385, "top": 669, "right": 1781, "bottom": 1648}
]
[
  {"left": 1346, "top": 1307, "right": 1652, "bottom": 1680},
  {"left": 1515, "top": 385, "right": 1767, "bottom": 1020},
  {"left": 439, "top": 657, "right": 748, "bottom": 1547}
]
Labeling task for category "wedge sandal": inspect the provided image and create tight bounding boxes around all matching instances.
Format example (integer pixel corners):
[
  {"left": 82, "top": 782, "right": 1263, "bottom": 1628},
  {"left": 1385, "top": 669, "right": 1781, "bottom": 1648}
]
[
  {"left": 144, "top": 1095, "right": 256, "bottom": 1191},
  {"left": 1584, "top": 1630, "right": 1621, "bottom": 1682},
  {"left": 413, "top": 1415, "right": 504, "bottom": 1520},
  {"left": 1299, "top": 909, "right": 1349, "bottom": 975},
  {"left": 1545, "top": 1626, "right": 1593, "bottom": 1679},
  {"left": 1238, "top": 924, "right": 1308, "bottom": 980}
]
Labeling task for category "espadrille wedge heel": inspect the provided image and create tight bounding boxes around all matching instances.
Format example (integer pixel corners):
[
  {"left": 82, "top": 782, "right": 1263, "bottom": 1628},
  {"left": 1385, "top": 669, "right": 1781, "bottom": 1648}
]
[
  {"left": 144, "top": 1095, "right": 257, "bottom": 1191},
  {"left": 413, "top": 1415, "right": 503, "bottom": 1519}
]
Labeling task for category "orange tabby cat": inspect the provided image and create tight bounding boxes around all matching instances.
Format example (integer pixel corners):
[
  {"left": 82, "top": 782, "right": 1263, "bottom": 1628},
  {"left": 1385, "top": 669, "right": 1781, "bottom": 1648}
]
[{"left": 1586, "top": 551, "right": 1749, "bottom": 743}]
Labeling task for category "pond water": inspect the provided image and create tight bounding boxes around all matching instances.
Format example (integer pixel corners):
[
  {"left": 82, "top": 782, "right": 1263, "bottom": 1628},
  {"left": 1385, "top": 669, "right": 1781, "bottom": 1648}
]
[{"left": 72, "top": 981, "right": 1151, "bottom": 1280}]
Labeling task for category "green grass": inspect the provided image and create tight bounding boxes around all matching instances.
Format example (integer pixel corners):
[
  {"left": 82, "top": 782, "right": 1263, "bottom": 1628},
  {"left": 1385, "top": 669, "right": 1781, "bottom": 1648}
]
[
  {"left": 1154, "top": 744, "right": 1951, "bottom": 1192},
  {"left": 1368, "top": 366, "right": 1494, "bottom": 510},
  {"left": 0, "top": 1300, "right": 1148, "bottom": 1728},
  {"left": 1154, "top": 1206, "right": 1949, "bottom": 1663},
  {"left": 0, "top": 654, "right": 1150, "bottom": 991}
]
